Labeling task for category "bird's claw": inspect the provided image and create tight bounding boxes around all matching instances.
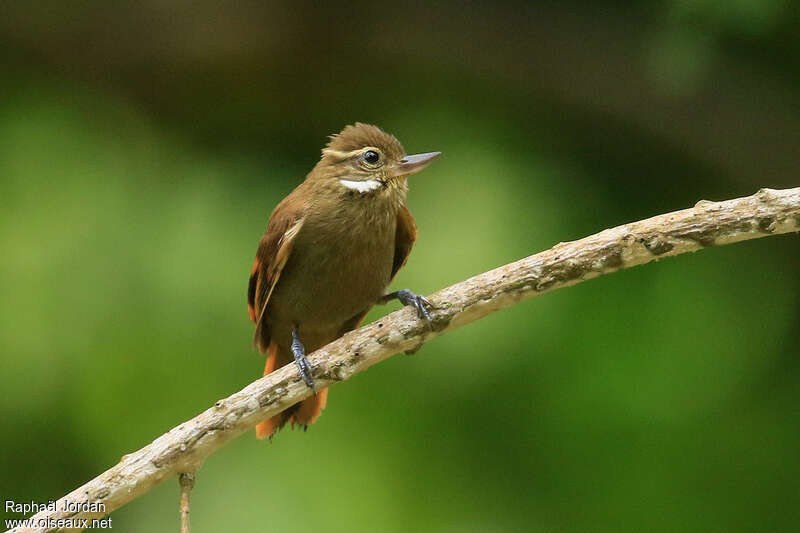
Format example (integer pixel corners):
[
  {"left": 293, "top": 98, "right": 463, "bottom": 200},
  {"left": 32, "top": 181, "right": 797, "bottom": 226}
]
[{"left": 392, "top": 289, "right": 433, "bottom": 321}]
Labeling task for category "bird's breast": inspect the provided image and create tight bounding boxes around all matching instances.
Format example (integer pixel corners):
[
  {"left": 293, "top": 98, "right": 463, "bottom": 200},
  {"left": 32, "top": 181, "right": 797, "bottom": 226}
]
[{"left": 268, "top": 202, "right": 398, "bottom": 329}]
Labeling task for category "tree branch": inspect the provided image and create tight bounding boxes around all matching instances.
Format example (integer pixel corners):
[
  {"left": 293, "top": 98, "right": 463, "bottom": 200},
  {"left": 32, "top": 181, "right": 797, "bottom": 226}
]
[
  {"left": 9, "top": 187, "right": 800, "bottom": 533},
  {"left": 178, "top": 473, "right": 195, "bottom": 533}
]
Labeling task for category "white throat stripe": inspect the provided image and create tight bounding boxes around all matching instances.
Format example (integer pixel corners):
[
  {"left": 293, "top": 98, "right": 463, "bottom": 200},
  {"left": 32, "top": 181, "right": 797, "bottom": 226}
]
[{"left": 339, "top": 179, "right": 382, "bottom": 193}]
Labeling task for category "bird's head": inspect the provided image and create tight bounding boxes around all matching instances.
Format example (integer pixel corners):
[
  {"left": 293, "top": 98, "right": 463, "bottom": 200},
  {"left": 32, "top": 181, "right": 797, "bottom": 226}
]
[{"left": 311, "top": 123, "right": 440, "bottom": 196}]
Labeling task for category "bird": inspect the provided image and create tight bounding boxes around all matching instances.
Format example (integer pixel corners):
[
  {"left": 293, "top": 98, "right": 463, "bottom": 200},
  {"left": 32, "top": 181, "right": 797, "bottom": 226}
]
[{"left": 247, "top": 123, "right": 440, "bottom": 438}]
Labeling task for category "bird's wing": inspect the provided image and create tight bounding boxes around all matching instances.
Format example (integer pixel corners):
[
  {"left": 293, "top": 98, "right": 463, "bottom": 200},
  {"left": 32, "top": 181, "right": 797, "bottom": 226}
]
[
  {"left": 248, "top": 199, "right": 306, "bottom": 353},
  {"left": 391, "top": 204, "right": 418, "bottom": 281}
]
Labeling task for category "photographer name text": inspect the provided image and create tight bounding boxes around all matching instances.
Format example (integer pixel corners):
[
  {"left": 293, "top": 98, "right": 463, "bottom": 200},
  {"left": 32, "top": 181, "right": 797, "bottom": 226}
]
[
  {"left": 5, "top": 499, "right": 106, "bottom": 514},
  {"left": 4, "top": 500, "right": 111, "bottom": 529}
]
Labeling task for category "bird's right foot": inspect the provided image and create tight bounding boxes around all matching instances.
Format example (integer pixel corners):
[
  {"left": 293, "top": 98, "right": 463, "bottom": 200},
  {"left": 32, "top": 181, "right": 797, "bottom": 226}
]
[{"left": 291, "top": 326, "right": 316, "bottom": 392}]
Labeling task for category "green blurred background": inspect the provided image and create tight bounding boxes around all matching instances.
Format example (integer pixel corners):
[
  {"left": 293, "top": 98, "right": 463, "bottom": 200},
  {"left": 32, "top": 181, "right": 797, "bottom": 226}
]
[{"left": 1, "top": 1, "right": 799, "bottom": 531}]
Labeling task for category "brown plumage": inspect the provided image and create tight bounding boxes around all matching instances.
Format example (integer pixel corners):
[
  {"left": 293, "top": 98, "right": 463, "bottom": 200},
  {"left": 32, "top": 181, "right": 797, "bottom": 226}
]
[{"left": 247, "top": 123, "right": 440, "bottom": 438}]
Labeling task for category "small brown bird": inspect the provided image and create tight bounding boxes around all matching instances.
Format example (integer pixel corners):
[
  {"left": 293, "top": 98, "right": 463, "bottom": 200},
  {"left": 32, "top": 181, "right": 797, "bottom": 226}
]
[{"left": 247, "top": 123, "right": 440, "bottom": 438}]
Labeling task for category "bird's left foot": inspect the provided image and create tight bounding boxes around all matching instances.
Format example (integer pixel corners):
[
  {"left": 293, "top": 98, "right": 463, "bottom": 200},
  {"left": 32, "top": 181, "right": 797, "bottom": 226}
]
[{"left": 382, "top": 289, "right": 433, "bottom": 321}]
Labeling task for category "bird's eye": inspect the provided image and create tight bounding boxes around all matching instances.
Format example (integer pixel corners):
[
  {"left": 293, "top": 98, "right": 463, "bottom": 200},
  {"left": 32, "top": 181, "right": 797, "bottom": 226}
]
[{"left": 363, "top": 150, "right": 380, "bottom": 165}]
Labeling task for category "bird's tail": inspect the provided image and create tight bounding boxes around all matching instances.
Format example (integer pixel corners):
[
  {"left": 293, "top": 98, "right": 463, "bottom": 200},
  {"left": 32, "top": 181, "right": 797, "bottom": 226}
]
[{"left": 255, "top": 341, "right": 328, "bottom": 439}]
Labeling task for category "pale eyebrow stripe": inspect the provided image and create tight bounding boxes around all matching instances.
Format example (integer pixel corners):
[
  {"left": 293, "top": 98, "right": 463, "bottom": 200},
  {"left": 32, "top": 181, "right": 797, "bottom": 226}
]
[{"left": 322, "top": 148, "right": 362, "bottom": 159}]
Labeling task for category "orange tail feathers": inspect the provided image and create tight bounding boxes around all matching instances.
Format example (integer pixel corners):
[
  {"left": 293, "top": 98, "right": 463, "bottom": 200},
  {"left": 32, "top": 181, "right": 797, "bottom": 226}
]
[
  {"left": 255, "top": 342, "right": 329, "bottom": 439},
  {"left": 291, "top": 389, "right": 328, "bottom": 428},
  {"left": 255, "top": 342, "right": 284, "bottom": 439}
]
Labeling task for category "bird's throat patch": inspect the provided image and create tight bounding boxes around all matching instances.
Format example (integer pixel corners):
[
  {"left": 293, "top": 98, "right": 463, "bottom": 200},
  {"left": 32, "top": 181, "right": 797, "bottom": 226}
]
[{"left": 339, "top": 178, "right": 382, "bottom": 193}]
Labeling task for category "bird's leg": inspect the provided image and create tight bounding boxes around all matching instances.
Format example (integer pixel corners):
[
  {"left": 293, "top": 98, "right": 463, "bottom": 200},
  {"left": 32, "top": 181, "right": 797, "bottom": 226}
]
[
  {"left": 291, "top": 326, "right": 316, "bottom": 392},
  {"left": 380, "top": 289, "right": 433, "bottom": 321}
]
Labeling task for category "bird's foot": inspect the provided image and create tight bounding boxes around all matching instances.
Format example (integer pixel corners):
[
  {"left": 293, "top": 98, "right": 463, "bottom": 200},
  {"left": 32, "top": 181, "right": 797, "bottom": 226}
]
[
  {"left": 383, "top": 289, "right": 433, "bottom": 321},
  {"left": 291, "top": 326, "right": 316, "bottom": 392}
]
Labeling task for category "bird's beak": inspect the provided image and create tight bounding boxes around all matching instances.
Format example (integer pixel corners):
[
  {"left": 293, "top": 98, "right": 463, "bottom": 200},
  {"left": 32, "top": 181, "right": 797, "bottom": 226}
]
[{"left": 393, "top": 151, "right": 441, "bottom": 177}]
